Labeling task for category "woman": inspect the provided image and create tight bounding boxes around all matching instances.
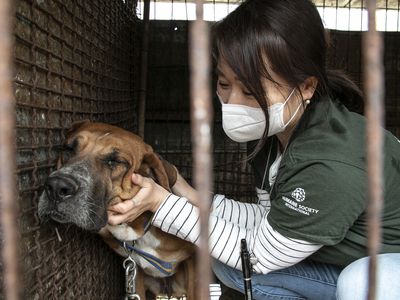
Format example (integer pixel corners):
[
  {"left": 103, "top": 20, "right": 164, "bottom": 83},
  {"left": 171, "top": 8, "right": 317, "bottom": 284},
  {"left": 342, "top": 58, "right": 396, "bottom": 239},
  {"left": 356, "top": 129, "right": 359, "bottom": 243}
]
[{"left": 108, "top": 0, "right": 400, "bottom": 299}]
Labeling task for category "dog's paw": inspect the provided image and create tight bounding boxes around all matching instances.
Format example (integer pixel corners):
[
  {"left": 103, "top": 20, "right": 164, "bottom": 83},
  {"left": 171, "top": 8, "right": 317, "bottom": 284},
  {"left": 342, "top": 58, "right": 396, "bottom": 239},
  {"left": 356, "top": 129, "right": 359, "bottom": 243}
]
[{"left": 107, "top": 223, "right": 141, "bottom": 241}]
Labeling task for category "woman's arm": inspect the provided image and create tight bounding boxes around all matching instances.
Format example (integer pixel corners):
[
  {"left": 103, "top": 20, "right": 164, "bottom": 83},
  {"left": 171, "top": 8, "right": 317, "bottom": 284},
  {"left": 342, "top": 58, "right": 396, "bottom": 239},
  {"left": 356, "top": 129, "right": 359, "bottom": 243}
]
[
  {"left": 152, "top": 193, "right": 322, "bottom": 273},
  {"left": 108, "top": 174, "right": 322, "bottom": 274},
  {"left": 169, "top": 171, "right": 268, "bottom": 229},
  {"left": 171, "top": 172, "right": 198, "bottom": 204}
]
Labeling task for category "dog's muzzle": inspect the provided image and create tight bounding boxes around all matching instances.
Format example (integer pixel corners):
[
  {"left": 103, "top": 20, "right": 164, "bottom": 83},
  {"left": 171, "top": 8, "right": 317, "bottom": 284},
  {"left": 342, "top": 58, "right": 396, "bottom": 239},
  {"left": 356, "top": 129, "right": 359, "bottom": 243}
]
[{"left": 38, "top": 161, "right": 107, "bottom": 230}]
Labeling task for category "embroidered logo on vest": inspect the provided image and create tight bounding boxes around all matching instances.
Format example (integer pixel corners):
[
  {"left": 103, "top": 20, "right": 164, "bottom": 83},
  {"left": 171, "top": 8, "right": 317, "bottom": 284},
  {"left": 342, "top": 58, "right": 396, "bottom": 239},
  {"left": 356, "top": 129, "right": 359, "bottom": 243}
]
[{"left": 291, "top": 188, "right": 306, "bottom": 202}]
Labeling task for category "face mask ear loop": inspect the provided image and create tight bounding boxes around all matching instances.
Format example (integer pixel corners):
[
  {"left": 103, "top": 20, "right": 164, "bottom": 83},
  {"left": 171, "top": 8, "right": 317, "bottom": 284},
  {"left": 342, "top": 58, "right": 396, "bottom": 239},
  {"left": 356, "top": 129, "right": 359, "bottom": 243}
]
[
  {"left": 283, "top": 101, "right": 303, "bottom": 128},
  {"left": 282, "top": 88, "right": 296, "bottom": 106},
  {"left": 282, "top": 88, "right": 302, "bottom": 128}
]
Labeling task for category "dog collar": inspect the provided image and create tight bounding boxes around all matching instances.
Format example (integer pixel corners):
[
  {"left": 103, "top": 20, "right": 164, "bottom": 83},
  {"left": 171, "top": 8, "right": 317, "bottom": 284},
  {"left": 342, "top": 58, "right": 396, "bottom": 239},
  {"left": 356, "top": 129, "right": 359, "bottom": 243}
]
[{"left": 120, "top": 240, "right": 177, "bottom": 276}]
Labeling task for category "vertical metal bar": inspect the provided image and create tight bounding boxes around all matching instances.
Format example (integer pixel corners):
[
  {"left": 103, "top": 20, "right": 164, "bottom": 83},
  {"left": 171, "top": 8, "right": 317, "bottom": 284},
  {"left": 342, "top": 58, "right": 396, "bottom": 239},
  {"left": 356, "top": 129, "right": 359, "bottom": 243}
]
[
  {"left": 0, "top": 1, "right": 18, "bottom": 300},
  {"left": 190, "top": 0, "right": 213, "bottom": 299},
  {"left": 138, "top": 0, "right": 150, "bottom": 138},
  {"left": 363, "top": 1, "right": 385, "bottom": 300}
]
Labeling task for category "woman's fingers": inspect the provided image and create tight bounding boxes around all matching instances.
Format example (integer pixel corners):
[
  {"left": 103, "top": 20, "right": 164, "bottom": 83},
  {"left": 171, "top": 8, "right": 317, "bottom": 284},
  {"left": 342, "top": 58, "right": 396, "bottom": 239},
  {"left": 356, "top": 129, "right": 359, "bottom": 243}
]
[
  {"left": 131, "top": 173, "right": 146, "bottom": 187},
  {"left": 108, "top": 212, "right": 129, "bottom": 225},
  {"left": 107, "top": 173, "right": 171, "bottom": 225},
  {"left": 109, "top": 197, "right": 135, "bottom": 214},
  {"left": 108, "top": 195, "right": 145, "bottom": 225},
  {"left": 107, "top": 174, "right": 157, "bottom": 225},
  {"left": 109, "top": 174, "right": 152, "bottom": 213}
]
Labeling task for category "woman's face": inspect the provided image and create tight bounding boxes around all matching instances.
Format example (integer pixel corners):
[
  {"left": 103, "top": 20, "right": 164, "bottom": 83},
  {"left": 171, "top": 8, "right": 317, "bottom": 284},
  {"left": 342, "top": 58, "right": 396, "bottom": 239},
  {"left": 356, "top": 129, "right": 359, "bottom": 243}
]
[{"left": 216, "top": 57, "right": 306, "bottom": 133}]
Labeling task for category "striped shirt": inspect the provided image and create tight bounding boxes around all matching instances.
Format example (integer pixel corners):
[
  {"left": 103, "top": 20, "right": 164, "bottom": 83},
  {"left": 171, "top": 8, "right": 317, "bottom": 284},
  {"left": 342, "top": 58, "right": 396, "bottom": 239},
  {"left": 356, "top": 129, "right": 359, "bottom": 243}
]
[{"left": 151, "top": 190, "right": 322, "bottom": 274}]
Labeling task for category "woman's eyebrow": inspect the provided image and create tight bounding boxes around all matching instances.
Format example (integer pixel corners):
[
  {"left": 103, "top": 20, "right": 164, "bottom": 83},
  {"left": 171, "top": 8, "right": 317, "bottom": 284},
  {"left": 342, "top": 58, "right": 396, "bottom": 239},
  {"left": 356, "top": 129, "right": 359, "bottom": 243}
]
[
  {"left": 216, "top": 68, "right": 239, "bottom": 81},
  {"left": 216, "top": 68, "right": 224, "bottom": 76}
]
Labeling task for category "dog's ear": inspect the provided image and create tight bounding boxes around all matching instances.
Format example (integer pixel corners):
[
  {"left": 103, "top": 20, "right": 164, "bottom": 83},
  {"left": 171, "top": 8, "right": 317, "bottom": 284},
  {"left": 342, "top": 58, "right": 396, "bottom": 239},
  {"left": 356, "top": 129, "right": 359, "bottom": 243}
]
[
  {"left": 139, "top": 145, "right": 171, "bottom": 191},
  {"left": 159, "top": 156, "right": 178, "bottom": 187}
]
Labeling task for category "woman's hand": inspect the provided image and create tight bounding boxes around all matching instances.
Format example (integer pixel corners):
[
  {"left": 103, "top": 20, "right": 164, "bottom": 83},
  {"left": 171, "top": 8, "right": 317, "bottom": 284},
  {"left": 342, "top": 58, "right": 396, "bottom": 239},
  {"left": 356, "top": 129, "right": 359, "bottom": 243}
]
[{"left": 107, "top": 173, "right": 170, "bottom": 225}]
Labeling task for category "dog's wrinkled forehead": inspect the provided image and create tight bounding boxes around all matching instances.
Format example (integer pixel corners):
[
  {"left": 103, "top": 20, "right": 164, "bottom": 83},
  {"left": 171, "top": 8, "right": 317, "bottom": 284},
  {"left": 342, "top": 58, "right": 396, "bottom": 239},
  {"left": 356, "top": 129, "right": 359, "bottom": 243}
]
[{"left": 66, "top": 122, "right": 148, "bottom": 169}]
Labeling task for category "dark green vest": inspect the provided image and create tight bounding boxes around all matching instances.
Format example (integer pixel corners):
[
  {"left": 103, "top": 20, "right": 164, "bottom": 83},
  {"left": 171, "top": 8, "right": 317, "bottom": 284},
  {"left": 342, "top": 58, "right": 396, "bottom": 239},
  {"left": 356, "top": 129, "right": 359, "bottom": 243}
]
[{"left": 250, "top": 96, "right": 400, "bottom": 266}]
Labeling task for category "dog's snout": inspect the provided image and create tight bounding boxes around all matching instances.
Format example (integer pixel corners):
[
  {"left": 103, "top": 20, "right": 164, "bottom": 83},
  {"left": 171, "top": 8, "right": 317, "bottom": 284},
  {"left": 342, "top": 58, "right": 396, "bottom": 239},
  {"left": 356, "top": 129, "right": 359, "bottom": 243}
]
[{"left": 45, "top": 175, "right": 79, "bottom": 201}]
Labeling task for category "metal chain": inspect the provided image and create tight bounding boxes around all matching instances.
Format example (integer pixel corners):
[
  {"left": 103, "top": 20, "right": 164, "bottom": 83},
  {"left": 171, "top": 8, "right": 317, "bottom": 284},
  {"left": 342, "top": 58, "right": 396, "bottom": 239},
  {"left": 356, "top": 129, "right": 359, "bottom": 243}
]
[{"left": 123, "top": 242, "right": 141, "bottom": 300}]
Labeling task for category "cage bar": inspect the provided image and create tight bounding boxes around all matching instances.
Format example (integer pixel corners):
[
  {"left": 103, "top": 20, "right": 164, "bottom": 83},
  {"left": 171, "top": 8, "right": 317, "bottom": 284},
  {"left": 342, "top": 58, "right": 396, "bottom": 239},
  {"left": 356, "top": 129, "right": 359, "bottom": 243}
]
[
  {"left": 363, "top": 1, "right": 385, "bottom": 299},
  {"left": 138, "top": 0, "right": 151, "bottom": 138},
  {"left": 190, "top": 0, "right": 213, "bottom": 299},
  {"left": 0, "top": 1, "right": 19, "bottom": 299},
  {"left": 1, "top": 0, "right": 399, "bottom": 299}
]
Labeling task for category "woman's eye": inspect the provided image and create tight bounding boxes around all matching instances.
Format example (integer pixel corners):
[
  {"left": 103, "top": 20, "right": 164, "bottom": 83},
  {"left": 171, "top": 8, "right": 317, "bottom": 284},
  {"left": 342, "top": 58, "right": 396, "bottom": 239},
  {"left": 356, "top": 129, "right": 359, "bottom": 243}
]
[
  {"left": 217, "top": 80, "right": 229, "bottom": 89},
  {"left": 243, "top": 91, "right": 253, "bottom": 97}
]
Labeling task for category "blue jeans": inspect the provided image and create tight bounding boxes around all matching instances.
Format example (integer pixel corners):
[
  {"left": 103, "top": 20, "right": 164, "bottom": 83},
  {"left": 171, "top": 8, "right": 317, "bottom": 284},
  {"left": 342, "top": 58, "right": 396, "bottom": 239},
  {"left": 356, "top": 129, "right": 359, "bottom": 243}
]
[
  {"left": 213, "top": 253, "right": 400, "bottom": 300},
  {"left": 212, "top": 259, "right": 342, "bottom": 300},
  {"left": 336, "top": 253, "right": 400, "bottom": 300}
]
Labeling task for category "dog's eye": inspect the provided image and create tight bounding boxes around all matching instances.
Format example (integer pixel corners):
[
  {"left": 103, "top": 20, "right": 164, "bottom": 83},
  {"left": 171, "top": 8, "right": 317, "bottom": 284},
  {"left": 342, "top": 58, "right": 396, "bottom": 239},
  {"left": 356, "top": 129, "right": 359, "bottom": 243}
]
[
  {"left": 102, "top": 151, "right": 127, "bottom": 170},
  {"left": 105, "top": 159, "right": 119, "bottom": 169},
  {"left": 55, "top": 143, "right": 76, "bottom": 163},
  {"left": 103, "top": 157, "right": 125, "bottom": 170}
]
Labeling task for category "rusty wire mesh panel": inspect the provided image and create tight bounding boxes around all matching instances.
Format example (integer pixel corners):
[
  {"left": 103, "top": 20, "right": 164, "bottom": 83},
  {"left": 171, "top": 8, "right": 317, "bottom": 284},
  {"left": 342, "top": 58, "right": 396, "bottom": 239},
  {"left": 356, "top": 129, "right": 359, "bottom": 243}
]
[
  {"left": 136, "top": 1, "right": 396, "bottom": 299},
  {"left": 142, "top": 8, "right": 400, "bottom": 209},
  {"left": 327, "top": 30, "right": 400, "bottom": 137},
  {"left": 144, "top": 20, "right": 255, "bottom": 203},
  {"left": 6, "top": 0, "right": 140, "bottom": 298},
  {"left": 382, "top": 32, "right": 400, "bottom": 137}
]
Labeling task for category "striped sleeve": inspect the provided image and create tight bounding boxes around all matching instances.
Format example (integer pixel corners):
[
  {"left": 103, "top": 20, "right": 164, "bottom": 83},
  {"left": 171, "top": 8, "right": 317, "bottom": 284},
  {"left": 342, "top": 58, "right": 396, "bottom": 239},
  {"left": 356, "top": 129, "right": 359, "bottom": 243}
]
[
  {"left": 211, "top": 194, "right": 266, "bottom": 229},
  {"left": 151, "top": 194, "right": 322, "bottom": 274}
]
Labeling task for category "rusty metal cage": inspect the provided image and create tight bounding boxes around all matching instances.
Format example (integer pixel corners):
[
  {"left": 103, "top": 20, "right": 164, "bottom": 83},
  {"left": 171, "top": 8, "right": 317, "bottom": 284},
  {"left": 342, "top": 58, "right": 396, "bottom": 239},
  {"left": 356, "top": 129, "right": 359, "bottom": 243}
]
[
  {"left": 138, "top": 0, "right": 400, "bottom": 298},
  {"left": 144, "top": 19, "right": 255, "bottom": 202},
  {"left": 1, "top": 0, "right": 399, "bottom": 299},
  {"left": 143, "top": 1, "right": 400, "bottom": 201},
  {"left": 1, "top": 0, "right": 140, "bottom": 298}
]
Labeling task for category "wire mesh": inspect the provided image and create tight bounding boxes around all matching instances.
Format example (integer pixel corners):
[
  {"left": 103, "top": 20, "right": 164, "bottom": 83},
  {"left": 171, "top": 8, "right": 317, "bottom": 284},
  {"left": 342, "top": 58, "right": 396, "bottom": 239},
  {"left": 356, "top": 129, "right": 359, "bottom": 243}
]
[
  {"left": 144, "top": 19, "right": 255, "bottom": 203},
  {"left": 327, "top": 32, "right": 400, "bottom": 136},
  {"left": 3, "top": 0, "right": 140, "bottom": 298},
  {"left": 142, "top": 0, "right": 400, "bottom": 204},
  {"left": 1, "top": 0, "right": 399, "bottom": 299},
  {"left": 139, "top": 1, "right": 399, "bottom": 298}
]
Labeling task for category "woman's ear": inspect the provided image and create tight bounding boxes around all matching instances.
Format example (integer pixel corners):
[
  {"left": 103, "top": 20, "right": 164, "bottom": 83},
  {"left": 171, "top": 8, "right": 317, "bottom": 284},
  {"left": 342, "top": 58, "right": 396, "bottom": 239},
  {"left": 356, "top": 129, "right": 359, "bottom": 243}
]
[{"left": 300, "top": 76, "right": 318, "bottom": 101}]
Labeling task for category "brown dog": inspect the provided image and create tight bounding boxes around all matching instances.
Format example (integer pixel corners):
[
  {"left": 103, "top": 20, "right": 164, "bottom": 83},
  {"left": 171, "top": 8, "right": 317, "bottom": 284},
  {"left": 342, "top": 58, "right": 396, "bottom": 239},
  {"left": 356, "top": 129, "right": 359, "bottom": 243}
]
[{"left": 38, "top": 121, "right": 196, "bottom": 299}]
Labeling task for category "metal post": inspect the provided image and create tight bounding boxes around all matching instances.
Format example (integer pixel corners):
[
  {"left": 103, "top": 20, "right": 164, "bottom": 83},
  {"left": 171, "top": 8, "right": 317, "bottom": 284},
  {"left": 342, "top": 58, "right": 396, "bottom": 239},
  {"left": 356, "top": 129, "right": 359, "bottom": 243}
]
[
  {"left": 363, "top": 1, "right": 385, "bottom": 300},
  {"left": 190, "top": 1, "right": 213, "bottom": 299},
  {"left": 138, "top": 0, "right": 150, "bottom": 138},
  {"left": 0, "top": 0, "right": 19, "bottom": 299}
]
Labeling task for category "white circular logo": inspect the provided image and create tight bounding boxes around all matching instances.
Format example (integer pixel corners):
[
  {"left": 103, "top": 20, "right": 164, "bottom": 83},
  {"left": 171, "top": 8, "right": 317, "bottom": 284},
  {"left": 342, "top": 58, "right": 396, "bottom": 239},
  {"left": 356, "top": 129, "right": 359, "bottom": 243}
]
[{"left": 291, "top": 188, "right": 306, "bottom": 202}]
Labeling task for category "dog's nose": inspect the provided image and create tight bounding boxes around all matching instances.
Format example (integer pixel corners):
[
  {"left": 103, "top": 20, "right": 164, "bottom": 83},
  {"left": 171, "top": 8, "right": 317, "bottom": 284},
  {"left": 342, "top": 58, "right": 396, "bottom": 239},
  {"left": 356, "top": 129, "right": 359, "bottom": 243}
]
[{"left": 45, "top": 175, "right": 79, "bottom": 201}]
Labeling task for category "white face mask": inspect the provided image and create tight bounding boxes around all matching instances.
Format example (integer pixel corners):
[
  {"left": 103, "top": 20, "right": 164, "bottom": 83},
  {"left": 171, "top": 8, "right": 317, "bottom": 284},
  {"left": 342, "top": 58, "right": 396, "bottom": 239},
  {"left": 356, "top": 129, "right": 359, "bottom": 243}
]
[{"left": 218, "top": 88, "right": 300, "bottom": 142}]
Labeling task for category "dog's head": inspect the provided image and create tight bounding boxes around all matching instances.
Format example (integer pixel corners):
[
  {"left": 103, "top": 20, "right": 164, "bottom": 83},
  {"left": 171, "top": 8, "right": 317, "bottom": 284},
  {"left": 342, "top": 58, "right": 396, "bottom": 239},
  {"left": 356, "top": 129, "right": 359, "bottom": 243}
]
[{"left": 38, "top": 121, "right": 174, "bottom": 231}]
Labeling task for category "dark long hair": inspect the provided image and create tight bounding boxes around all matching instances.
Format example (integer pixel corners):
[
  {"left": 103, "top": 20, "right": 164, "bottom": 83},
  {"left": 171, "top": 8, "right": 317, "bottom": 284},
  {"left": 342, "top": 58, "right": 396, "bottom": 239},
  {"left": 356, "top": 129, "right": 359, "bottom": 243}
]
[{"left": 212, "top": 0, "right": 363, "bottom": 158}]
